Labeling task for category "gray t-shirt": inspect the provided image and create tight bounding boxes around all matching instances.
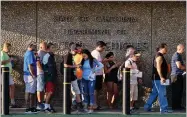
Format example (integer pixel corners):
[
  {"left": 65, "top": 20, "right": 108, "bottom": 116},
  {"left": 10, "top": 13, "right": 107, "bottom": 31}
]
[
  {"left": 171, "top": 52, "right": 184, "bottom": 75},
  {"left": 37, "top": 50, "right": 47, "bottom": 75}
]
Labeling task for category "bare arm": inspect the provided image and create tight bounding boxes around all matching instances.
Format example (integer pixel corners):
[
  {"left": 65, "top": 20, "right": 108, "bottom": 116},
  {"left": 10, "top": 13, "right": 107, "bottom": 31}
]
[
  {"left": 28, "top": 64, "right": 36, "bottom": 77},
  {"left": 104, "top": 63, "right": 114, "bottom": 74},
  {"left": 156, "top": 56, "right": 165, "bottom": 79},
  {"left": 176, "top": 61, "right": 186, "bottom": 70},
  {"left": 64, "top": 64, "right": 77, "bottom": 68},
  {"left": 37, "top": 60, "right": 43, "bottom": 71},
  {"left": 102, "top": 58, "right": 109, "bottom": 63}
]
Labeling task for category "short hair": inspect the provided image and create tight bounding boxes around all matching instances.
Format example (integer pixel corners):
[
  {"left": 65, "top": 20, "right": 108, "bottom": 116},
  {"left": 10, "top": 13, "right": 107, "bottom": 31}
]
[
  {"left": 3, "top": 42, "right": 11, "bottom": 48},
  {"left": 75, "top": 43, "right": 82, "bottom": 48},
  {"left": 40, "top": 41, "right": 47, "bottom": 48},
  {"left": 69, "top": 42, "right": 75, "bottom": 48},
  {"left": 156, "top": 43, "right": 167, "bottom": 51},
  {"left": 105, "top": 52, "right": 114, "bottom": 58},
  {"left": 96, "top": 41, "right": 106, "bottom": 47},
  {"left": 126, "top": 45, "right": 134, "bottom": 49},
  {"left": 28, "top": 44, "right": 34, "bottom": 48},
  {"left": 47, "top": 42, "right": 54, "bottom": 49}
]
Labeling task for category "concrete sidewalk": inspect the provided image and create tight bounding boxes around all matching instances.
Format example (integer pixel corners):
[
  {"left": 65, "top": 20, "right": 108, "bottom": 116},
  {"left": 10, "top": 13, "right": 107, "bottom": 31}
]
[{"left": 6, "top": 107, "right": 186, "bottom": 116}]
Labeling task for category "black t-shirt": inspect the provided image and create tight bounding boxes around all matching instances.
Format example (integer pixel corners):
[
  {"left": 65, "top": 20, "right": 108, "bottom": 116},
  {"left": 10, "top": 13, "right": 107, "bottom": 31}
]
[
  {"left": 105, "top": 61, "right": 118, "bottom": 78},
  {"left": 152, "top": 52, "right": 168, "bottom": 80},
  {"left": 63, "top": 52, "right": 76, "bottom": 81},
  {"left": 43, "top": 52, "right": 57, "bottom": 83}
]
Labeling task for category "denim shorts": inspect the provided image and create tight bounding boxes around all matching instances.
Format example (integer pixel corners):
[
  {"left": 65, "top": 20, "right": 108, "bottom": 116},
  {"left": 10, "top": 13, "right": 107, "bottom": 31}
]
[{"left": 24, "top": 75, "right": 37, "bottom": 94}]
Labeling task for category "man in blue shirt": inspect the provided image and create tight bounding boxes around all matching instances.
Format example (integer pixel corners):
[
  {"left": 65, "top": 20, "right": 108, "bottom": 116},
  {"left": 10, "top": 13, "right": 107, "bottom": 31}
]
[
  {"left": 171, "top": 44, "right": 186, "bottom": 110},
  {"left": 23, "top": 43, "right": 37, "bottom": 114}
]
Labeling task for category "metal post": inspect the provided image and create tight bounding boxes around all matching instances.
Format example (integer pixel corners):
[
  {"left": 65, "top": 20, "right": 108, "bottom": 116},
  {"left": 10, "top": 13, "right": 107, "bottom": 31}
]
[
  {"left": 1, "top": 67, "right": 9, "bottom": 115},
  {"left": 63, "top": 67, "right": 71, "bottom": 114},
  {"left": 122, "top": 68, "right": 130, "bottom": 115}
]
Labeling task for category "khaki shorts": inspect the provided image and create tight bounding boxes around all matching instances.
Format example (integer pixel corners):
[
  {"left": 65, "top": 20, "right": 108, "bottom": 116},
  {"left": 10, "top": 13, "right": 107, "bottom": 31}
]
[
  {"left": 9, "top": 75, "right": 14, "bottom": 85},
  {"left": 130, "top": 84, "right": 138, "bottom": 101},
  {"left": 71, "top": 79, "right": 80, "bottom": 95}
]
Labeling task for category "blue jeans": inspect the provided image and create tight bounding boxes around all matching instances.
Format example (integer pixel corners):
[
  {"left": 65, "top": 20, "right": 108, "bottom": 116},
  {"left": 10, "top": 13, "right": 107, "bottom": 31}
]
[
  {"left": 144, "top": 80, "right": 168, "bottom": 112},
  {"left": 82, "top": 79, "right": 96, "bottom": 106}
]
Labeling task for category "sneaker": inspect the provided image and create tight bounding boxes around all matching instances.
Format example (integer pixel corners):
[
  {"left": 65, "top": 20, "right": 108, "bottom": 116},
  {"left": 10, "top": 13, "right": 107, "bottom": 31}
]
[
  {"left": 144, "top": 108, "right": 154, "bottom": 112},
  {"left": 130, "top": 108, "right": 138, "bottom": 114},
  {"left": 84, "top": 108, "right": 89, "bottom": 112},
  {"left": 71, "top": 105, "right": 77, "bottom": 111},
  {"left": 31, "top": 108, "right": 38, "bottom": 114},
  {"left": 83, "top": 103, "right": 88, "bottom": 112},
  {"left": 87, "top": 110, "right": 93, "bottom": 114},
  {"left": 36, "top": 103, "right": 44, "bottom": 111},
  {"left": 96, "top": 106, "right": 103, "bottom": 110},
  {"left": 25, "top": 108, "right": 32, "bottom": 114},
  {"left": 76, "top": 110, "right": 84, "bottom": 114},
  {"left": 160, "top": 110, "right": 173, "bottom": 114},
  {"left": 45, "top": 108, "right": 52, "bottom": 114}
]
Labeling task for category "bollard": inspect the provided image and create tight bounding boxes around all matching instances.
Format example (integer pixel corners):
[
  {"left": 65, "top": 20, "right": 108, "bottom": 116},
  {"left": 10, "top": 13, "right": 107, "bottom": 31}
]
[
  {"left": 63, "top": 67, "right": 71, "bottom": 114},
  {"left": 122, "top": 68, "right": 130, "bottom": 115},
  {"left": 1, "top": 67, "right": 9, "bottom": 115}
]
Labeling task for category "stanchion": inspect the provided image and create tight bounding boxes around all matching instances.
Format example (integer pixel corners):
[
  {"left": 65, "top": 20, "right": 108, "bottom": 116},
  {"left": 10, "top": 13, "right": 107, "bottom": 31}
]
[
  {"left": 1, "top": 67, "right": 9, "bottom": 115},
  {"left": 63, "top": 67, "right": 71, "bottom": 114},
  {"left": 122, "top": 68, "right": 130, "bottom": 115}
]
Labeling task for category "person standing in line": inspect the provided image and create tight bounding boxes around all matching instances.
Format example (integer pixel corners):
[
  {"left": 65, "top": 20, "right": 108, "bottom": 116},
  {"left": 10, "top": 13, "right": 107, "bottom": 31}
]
[
  {"left": 91, "top": 41, "right": 106, "bottom": 110},
  {"left": 42, "top": 43, "right": 57, "bottom": 113},
  {"left": 1, "top": 43, "right": 17, "bottom": 108},
  {"left": 63, "top": 43, "right": 83, "bottom": 113},
  {"left": 144, "top": 43, "right": 172, "bottom": 114},
  {"left": 117, "top": 45, "right": 135, "bottom": 81},
  {"left": 81, "top": 49, "right": 104, "bottom": 113},
  {"left": 104, "top": 52, "right": 121, "bottom": 109},
  {"left": 71, "top": 44, "right": 84, "bottom": 110},
  {"left": 125, "top": 51, "right": 142, "bottom": 113},
  {"left": 171, "top": 44, "right": 186, "bottom": 110},
  {"left": 117, "top": 45, "right": 136, "bottom": 108},
  {"left": 23, "top": 43, "right": 38, "bottom": 114},
  {"left": 125, "top": 45, "right": 136, "bottom": 59},
  {"left": 36, "top": 41, "right": 47, "bottom": 110}
]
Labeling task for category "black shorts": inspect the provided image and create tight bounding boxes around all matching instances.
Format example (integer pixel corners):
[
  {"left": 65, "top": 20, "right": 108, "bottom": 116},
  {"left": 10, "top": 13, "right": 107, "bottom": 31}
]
[
  {"left": 95, "top": 75, "right": 103, "bottom": 91},
  {"left": 104, "top": 76, "right": 118, "bottom": 84}
]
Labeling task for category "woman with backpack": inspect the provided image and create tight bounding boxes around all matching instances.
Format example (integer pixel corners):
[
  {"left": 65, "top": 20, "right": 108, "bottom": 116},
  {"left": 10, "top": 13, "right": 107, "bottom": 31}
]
[
  {"left": 81, "top": 49, "right": 103, "bottom": 114},
  {"left": 104, "top": 52, "right": 121, "bottom": 109}
]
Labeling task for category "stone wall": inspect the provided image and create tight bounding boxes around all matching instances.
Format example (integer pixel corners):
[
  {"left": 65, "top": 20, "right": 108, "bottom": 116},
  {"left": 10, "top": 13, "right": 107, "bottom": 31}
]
[{"left": 1, "top": 1, "right": 186, "bottom": 109}]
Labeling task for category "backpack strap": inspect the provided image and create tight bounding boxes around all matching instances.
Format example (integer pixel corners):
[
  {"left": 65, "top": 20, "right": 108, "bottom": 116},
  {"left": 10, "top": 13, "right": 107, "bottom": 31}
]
[{"left": 128, "top": 60, "right": 133, "bottom": 66}]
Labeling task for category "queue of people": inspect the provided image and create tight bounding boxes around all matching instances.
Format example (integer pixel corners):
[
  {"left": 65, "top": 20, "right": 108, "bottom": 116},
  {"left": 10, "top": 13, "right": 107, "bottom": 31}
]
[{"left": 0, "top": 41, "right": 186, "bottom": 114}]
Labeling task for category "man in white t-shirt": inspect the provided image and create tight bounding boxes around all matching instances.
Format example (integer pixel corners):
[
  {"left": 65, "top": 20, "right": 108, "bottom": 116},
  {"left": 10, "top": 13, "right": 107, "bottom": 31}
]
[
  {"left": 125, "top": 45, "right": 135, "bottom": 59},
  {"left": 125, "top": 51, "right": 142, "bottom": 113},
  {"left": 91, "top": 41, "right": 106, "bottom": 110}
]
